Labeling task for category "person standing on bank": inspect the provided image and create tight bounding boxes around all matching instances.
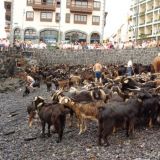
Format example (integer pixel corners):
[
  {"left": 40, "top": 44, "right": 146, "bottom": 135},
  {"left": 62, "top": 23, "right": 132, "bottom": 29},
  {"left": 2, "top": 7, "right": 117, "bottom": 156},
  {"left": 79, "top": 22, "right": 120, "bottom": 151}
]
[
  {"left": 126, "top": 59, "right": 133, "bottom": 76},
  {"left": 93, "top": 62, "right": 103, "bottom": 83},
  {"left": 24, "top": 72, "right": 36, "bottom": 92}
]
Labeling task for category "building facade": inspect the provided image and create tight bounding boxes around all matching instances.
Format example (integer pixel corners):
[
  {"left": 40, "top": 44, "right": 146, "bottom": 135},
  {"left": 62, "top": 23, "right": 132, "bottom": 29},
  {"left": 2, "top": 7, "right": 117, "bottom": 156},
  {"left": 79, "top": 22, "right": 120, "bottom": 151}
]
[
  {"left": 129, "top": 0, "right": 160, "bottom": 41},
  {"left": 9, "top": 0, "right": 106, "bottom": 44}
]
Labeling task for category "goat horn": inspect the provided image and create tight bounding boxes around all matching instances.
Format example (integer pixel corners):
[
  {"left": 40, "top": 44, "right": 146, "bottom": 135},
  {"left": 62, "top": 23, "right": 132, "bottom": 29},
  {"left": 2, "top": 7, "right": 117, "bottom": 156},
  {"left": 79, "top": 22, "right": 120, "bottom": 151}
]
[
  {"left": 127, "top": 87, "right": 141, "bottom": 91},
  {"left": 155, "top": 86, "right": 160, "bottom": 92}
]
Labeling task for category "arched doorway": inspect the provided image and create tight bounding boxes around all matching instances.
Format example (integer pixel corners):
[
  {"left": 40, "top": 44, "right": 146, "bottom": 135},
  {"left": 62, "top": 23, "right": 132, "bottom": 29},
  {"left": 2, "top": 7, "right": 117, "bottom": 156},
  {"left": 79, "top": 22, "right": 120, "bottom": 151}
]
[
  {"left": 90, "top": 33, "right": 100, "bottom": 43},
  {"left": 14, "top": 28, "right": 21, "bottom": 40},
  {"left": 65, "top": 31, "right": 87, "bottom": 43},
  {"left": 24, "top": 28, "right": 37, "bottom": 43},
  {"left": 40, "top": 30, "right": 58, "bottom": 44}
]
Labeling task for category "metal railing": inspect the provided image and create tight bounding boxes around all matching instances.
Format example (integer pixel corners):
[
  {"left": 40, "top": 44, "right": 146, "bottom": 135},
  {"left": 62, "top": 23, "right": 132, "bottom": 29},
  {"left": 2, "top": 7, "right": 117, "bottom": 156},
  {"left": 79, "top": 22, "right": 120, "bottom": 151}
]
[
  {"left": 32, "top": 1, "right": 56, "bottom": 11},
  {"left": 70, "top": 4, "right": 93, "bottom": 13}
]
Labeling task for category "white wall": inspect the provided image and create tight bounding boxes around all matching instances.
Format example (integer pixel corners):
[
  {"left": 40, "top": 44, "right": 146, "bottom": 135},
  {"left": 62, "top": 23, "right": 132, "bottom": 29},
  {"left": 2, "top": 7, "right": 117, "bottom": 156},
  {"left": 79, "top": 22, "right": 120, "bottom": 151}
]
[
  {"left": 0, "top": 0, "right": 7, "bottom": 38},
  {"left": 11, "top": 0, "right": 104, "bottom": 43}
]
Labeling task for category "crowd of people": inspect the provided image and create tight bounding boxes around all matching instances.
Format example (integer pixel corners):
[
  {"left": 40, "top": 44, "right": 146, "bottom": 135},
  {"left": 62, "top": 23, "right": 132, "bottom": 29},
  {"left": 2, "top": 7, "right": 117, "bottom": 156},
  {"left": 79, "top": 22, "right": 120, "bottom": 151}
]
[
  {"left": 0, "top": 38, "right": 159, "bottom": 52},
  {"left": 0, "top": 38, "right": 10, "bottom": 51}
]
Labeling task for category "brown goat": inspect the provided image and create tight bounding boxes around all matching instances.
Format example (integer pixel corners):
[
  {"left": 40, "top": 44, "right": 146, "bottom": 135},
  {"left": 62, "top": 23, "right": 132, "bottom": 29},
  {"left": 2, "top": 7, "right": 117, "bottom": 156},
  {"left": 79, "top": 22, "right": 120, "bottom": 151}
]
[
  {"left": 31, "top": 96, "right": 66, "bottom": 143},
  {"left": 54, "top": 79, "right": 70, "bottom": 90},
  {"left": 69, "top": 75, "right": 81, "bottom": 86},
  {"left": 59, "top": 96, "right": 104, "bottom": 134}
]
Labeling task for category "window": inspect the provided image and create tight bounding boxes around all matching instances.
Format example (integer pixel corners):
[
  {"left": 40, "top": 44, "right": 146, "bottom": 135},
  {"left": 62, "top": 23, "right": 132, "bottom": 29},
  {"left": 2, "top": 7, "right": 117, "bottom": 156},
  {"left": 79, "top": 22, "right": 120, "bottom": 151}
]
[
  {"left": 25, "top": 29, "right": 36, "bottom": 36},
  {"left": 27, "top": 0, "right": 33, "bottom": 6},
  {"left": 74, "top": 14, "right": 87, "bottom": 24},
  {"left": 5, "top": 15, "right": 11, "bottom": 21},
  {"left": 92, "top": 16, "right": 100, "bottom": 25},
  {"left": 40, "top": 12, "right": 53, "bottom": 22},
  {"left": 56, "top": 0, "right": 61, "bottom": 7},
  {"left": 93, "top": 1, "right": 100, "bottom": 10},
  {"left": 5, "top": 2, "right": 11, "bottom": 10},
  {"left": 55, "top": 13, "right": 60, "bottom": 22},
  {"left": 66, "top": 0, "right": 70, "bottom": 8},
  {"left": 42, "top": 0, "right": 53, "bottom": 4},
  {"left": 75, "top": 0, "right": 88, "bottom": 7},
  {"left": 65, "top": 13, "right": 70, "bottom": 23},
  {"left": 26, "top": 11, "right": 34, "bottom": 21},
  {"left": 40, "top": 30, "right": 58, "bottom": 43}
]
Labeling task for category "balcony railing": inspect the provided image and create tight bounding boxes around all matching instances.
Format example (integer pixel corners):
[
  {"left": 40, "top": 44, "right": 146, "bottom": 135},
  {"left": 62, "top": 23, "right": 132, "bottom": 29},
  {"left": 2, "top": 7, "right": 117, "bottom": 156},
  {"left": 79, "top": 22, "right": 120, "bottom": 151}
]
[
  {"left": 32, "top": 1, "right": 56, "bottom": 11},
  {"left": 155, "top": 6, "right": 160, "bottom": 9},
  {"left": 154, "top": 19, "right": 160, "bottom": 22},
  {"left": 146, "top": 20, "right": 152, "bottom": 24},
  {"left": 139, "top": 22, "right": 145, "bottom": 25},
  {"left": 70, "top": 4, "right": 93, "bottom": 13},
  {"left": 146, "top": 8, "right": 153, "bottom": 12},
  {"left": 139, "top": 11, "right": 145, "bottom": 16},
  {"left": 145, "top": 33, "right": 152, "bottom": 37}
]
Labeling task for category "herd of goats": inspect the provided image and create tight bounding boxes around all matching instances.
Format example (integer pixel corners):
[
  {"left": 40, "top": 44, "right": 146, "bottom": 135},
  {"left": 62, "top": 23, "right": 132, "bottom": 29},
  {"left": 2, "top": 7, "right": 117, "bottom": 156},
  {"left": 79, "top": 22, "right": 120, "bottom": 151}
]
[{"left": 24, "top": 63, "right": 160, "bottom": 146}]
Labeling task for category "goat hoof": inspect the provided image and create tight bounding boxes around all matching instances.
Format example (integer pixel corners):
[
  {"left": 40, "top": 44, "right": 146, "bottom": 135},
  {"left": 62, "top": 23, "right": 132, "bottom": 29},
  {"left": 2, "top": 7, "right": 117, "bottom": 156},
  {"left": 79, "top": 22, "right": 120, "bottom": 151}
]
[
  {"left": 52, "top": 130, "right": 57, "bottom": 134},
  {"left": 40, "top": 134, "right": 45, "bottom": 138},
  {"left": 98, "top": 143, "right": 102, "bottom": 146},
  {"left": 78, "top": 132, "right": 82, "bottom": 135},
  {"left": 104, "top": 143, "right": 110, "bottom": 147},
  {"left": 56, "top": 140, "right": 60, "bottom": 143}
]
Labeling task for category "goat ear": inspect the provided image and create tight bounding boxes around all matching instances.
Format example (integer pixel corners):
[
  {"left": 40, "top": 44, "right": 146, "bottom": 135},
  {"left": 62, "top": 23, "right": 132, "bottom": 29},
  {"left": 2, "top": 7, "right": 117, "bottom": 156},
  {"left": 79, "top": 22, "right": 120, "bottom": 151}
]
[
  {"left": 137, "top": 98, "right": 142, "bottom": 103},
  {"left": 64, "top": 98, "right": 68, "bottom": 103},
  {"left": 37, "top": 102, "right": 43, "bottom": 108},
  {"left": 34, "top": 96, "right": 38, "bottom": 101},
  {"left": 124, "top": 79, "right": 129, "bottom": 83},
  {"left": 38, "top": 96, "right": 44, "bottom": 100}
]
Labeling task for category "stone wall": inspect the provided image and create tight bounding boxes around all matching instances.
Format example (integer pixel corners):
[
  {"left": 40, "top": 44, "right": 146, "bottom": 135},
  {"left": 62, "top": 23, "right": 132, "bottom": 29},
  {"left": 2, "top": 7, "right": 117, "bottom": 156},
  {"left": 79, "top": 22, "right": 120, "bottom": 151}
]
[{"left": 33, "top": 48, "right": 160, "bottom": 65}]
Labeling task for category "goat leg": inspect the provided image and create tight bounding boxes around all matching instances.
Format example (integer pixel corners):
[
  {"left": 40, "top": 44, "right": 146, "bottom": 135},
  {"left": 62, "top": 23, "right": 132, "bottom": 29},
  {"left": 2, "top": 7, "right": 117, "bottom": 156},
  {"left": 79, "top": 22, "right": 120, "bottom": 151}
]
[
  {"left": 149, "top": 117, "right": 153, "bottom": 128},
  {"left": 103, "top": 136, "right": 110, "bottom": 147},
  {"left": 126, "top": 121, "right": 130, "bottom": 137},
  {"left": 83, "top": 120, "right": 87, "bottom": 133},
  {"left": 48, "top": 124, "right": 51, "bottom": 137},
  {"left": 41, "top": 121, "right": 45, "bottom": 138},
  {"left": 58, "top": 127, "right": 63, "bottom": 143},
  {"left": 98, "top": 125, "right": 103, "bottom": 146},
  {"left": 78, "top": 124, "right": 83, "bottom": 135}
]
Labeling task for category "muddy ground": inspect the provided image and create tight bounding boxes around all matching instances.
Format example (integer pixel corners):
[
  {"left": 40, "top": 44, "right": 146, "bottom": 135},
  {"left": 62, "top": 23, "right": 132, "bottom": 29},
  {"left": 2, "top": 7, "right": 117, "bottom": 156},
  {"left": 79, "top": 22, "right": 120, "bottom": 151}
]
[{"left": 0, "top": 81, "right": 160, "bottom": 160}]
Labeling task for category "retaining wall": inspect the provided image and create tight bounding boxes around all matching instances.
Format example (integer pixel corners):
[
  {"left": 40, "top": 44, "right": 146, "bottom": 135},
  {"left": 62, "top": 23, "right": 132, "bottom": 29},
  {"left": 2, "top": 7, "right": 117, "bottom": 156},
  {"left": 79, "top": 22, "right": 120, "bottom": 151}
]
[{"left": 33, "top": 48, "right": 160, "bottom": 65}]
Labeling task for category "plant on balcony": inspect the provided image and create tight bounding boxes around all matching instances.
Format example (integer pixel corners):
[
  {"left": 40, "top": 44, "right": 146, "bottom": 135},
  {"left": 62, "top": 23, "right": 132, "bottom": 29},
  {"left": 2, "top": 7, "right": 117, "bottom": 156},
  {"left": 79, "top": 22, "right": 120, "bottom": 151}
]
[{"left": 139, "top": 33, "right": 147, "bottom": 39}]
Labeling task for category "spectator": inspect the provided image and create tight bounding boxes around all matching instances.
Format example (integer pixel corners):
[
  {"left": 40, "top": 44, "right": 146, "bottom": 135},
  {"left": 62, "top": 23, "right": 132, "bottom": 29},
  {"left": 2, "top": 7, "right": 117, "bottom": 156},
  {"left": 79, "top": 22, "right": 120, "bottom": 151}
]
[
  {"left": 39, "top": 41, "right": 47, "bottom": 49},
  {"left": 24, "top": 72, "right": 36, "bottom": 92},
  {"left": 15, "top": 40, "right": 21, "bottom": 52},
  {"left": 0, "top": 39, "right": 4, "bottom": 51},
  {"left": 3, "top": 39, "right": 10, "bottom": 51}
]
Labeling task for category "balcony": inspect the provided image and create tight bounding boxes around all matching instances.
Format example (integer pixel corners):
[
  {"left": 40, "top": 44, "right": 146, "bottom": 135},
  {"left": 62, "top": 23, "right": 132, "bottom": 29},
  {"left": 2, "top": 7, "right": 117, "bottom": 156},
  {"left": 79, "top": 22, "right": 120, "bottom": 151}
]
[
  {"left": 139, "top": 11, "right": 145, "bottom": 16},
  {"left": 5, "top": 26, "right": 10, "bottom": 32},
  {"left": 70, "top": 4, "right": 93, "bottom": 14},
  {"left": 146, "top": 20, "right": 152, "bottom": 24},
  {"left": 139, "top": 22, "right": 145, "bottom": 25},
  {"left": 32, "top": 1, "right": 56, "bottom": 11},
  {"left": 155, "top": 6, "right": 160, "bottom": 9}
]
